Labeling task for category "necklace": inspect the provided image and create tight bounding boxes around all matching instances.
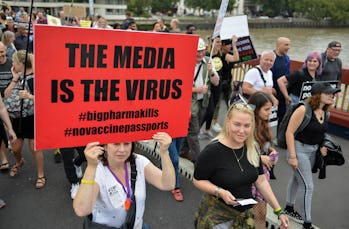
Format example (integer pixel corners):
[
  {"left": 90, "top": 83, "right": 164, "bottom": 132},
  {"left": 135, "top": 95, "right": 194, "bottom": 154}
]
[
  {"left": 232, "top": 146, "right": 245, "bottom": 172},
  {"left": 315, "top": 110, "right": 324, "bottom": 122}
]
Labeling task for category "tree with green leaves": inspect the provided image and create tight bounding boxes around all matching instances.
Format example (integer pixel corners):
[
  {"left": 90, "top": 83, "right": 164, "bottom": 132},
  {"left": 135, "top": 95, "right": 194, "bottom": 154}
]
[
  {"left": 250, "top": 0, "right": 296, "bottom": 17},
  {"left": 150, "top": 0, "right": 178, "bottom": 15},
  {"left": 185, "top": 0, "right": 236, "bottom": 12},
  {"left": 294, "top": 0, "right": 349, "bottom": 24},
  {"left": 250, "top": 0, "right": 349, "bottom": 24},
  {"left": 127, "top": 0, "right": 152, "bottom": 17}
]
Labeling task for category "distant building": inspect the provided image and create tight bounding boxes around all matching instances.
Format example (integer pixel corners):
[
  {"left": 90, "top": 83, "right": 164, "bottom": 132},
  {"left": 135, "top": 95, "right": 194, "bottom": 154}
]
[
  {"left": 232, "top": 0, "right": 244, "bottom": 15},
  {"left": 3, "top": 0, "right": 127, "bottom": 20}
]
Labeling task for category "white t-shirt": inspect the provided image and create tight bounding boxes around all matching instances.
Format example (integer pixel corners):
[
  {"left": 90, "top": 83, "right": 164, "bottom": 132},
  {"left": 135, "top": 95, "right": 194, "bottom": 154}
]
[
  {"left": 194, "top": 60, "right": 206, "bottom": 100},
  {"left": 93, "top": 154, "right": 150, "bottom": 229},
  {"left": 243, "top": 66, "right": 273, "bottom": 91}
]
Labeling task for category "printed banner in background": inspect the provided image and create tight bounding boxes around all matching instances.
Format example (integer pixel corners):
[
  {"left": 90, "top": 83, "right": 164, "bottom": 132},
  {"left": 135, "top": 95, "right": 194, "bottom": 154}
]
[
  {"left": 300, "top": 80, "right": 339, "bottom": 101},
  {"left": 236, "top": 36, "right": 258, "bottom": 62},
  {"left": 34, "top": 25, "right": 198, "bottom": 150}
]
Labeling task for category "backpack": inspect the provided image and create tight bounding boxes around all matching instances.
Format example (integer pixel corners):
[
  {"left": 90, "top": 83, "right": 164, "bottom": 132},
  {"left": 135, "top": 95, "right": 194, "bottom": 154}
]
[
  {"left": 228, "top": 81, "right": 248, "bottom": 107},
  {"left": 276, "top": 101, "right": 329, "bottom": 149}
]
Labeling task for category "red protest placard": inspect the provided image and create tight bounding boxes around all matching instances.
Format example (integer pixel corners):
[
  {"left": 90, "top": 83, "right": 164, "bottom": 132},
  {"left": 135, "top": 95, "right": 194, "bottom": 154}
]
[{"left": 34, "top": 25, "right": 198, "bottom": 150}]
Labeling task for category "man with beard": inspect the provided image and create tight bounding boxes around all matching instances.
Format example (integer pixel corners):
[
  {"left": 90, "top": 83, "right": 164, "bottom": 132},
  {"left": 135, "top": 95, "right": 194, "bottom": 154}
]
[{"left": 319, "top": 41, "right": 342, "bottom": 84}]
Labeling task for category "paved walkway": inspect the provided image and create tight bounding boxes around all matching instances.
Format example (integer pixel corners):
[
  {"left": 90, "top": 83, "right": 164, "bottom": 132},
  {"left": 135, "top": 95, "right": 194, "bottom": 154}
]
[{"left": 0, "top": 101, "right": 348, "bottom": 228}]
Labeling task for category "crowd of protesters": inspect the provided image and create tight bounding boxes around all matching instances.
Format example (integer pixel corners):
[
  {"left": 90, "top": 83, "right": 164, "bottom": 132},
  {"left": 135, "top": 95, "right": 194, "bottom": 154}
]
[{"left": 0, "top": 4, "right": 344, "bottom": 229}]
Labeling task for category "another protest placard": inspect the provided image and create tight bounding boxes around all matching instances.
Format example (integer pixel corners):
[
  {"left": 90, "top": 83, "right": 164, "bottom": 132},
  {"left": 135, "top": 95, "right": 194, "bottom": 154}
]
[
  {"left": 63, "top": 4, "right": 86, "bottom": 18},
  {"left": 34, "top": 25, "right": 198, "bottom": 150},
  {"left": 220, "top": 15, "right": 257, "bottom": 63},
  {"left": 300, "top": 80, "right": 339, "bottom": 101},
  {"left": 235, "top": 36, "right": 258, "bottom": 62},
  {"left": 47, "top": 15, "right": 61, "bottom": 26},
  {"left": 220, "top": 15, "right": 249, "bottom": 40},
  {"left": 212, "top": 0, "right": 229, "bottom": 38}
]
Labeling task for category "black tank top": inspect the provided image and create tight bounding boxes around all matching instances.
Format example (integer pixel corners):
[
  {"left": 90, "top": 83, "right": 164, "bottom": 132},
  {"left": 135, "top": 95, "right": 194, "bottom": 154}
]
[{"left": 295, "top": 112, "right": 327, "bottom": 145}]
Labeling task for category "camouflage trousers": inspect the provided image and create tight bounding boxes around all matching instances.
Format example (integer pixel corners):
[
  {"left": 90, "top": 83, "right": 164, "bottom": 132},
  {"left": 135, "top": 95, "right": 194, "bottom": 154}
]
[{"left": 194, "top": 194, "right": 254, "bottom": 229}]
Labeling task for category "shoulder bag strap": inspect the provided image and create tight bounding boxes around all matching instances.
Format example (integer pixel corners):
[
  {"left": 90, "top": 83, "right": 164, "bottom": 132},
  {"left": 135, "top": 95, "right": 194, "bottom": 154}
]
[
  {"left": 254, "top": 66, "right": 266, "bottom": 86},
  {"left": 193, "top": 62, "right": 203, "bottom": 84},
  {"left": 123, "top": 157, "right": 137, "bottom": 229},
  {"left": 130, "top": 157, "right": 137, "bottom": 200}
]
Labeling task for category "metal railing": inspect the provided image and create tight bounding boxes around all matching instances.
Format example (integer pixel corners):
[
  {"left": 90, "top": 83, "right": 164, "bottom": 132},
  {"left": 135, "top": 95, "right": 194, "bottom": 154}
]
[{"left": 231, "top": 61, "right": 349, "bottom": 112}]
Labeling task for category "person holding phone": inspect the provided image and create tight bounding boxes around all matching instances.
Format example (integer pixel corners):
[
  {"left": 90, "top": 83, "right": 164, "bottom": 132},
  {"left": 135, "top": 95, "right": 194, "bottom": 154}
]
[
  {"left": 73, "top": 132, "right": 175, "bottom": 229},
  {"left": 248, "top": 92, "right": 279, "bottom": 229},
  {"left": 193, "top": 103, "right": 288, "bottom": 229}
]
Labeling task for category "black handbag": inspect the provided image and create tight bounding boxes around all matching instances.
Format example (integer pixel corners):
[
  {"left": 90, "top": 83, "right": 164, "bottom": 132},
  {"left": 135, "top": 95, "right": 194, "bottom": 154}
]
[
  {"left": 83, "top": 158, "right": 137, "bottom": 229},
  {"left": 228, "top": 81, "right": 248, "bottom": 107},
  {"left": 321, "top": 133, "right": 345, "bottom": 166},
  {"left": 312, "top": 133, "right": 345, "bottom": 179}
]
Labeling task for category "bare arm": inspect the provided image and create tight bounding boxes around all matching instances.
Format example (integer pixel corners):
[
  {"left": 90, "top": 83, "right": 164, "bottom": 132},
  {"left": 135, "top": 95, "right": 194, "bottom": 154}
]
[
  {"left": 73, "top": 142, "right": 103, "bottom": 217},
  {"left": 277, "top": 76, "right": 291, "bottom": 104},
  {"left": 255, "top": 175, "right": 289, "bottom": 228},
  {"left": 242, "top": 82, "right": 257, "bottom": 95},
  {"left": 225, "top": 35, "right": 239, "bottom": 63},
  {"left": 286, "top": 106, "right": 306, "bottom": 169},
  {"left": 207, "top": 62, "right": 219, "bottom": 86},
  {"left": 4, "top": 81, "right": 17, "bottom": 99},
  {"left": 193, "top": 178, "right": 239, "bottom": 206},
  {"left": 192, "top": 85, "right": 208, "bottom": 94},
  {"left": 4, "top": 66, "right": 20, "bottom": 99},
  {"left": 144, "top": 132, "right": 175, "bottom": 190},
  {"left": 0, "top": 96, "right": 16, "bottom": 142}
]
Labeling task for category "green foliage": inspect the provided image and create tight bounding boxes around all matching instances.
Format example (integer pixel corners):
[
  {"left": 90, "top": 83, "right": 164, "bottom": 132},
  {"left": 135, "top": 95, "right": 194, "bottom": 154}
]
[
  {"left": 185, "top": 0, "right": 236, "bottom": 12},
  {"left": 251, "top": 0, "right": 349, "bottom": 23},
  {"left": 127, "top": 0, "right": 152, "bottom": 16},
  {"left": 330, "top": 0, "right": 349, "bottom": 24},
  {"left": 250, "top": 0, "right": 295, "bottom": 17},
  {"left": 294, "top": 0, "right": 349, "bottom": 24},
  {"left": 150, "top": 0, "right": 177, "bottom": 14}
]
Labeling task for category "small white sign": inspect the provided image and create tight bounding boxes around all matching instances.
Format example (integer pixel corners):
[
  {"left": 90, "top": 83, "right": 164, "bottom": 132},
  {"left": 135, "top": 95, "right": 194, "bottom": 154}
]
[
  {"left": 47, "top": 15, "right": 61, "bottom": 26},
  {"left": 236, "top": 198, "right": 258, "bottom": 206},
  {"left": 220, "top": 15, "right": 249, "bottom": 40}
]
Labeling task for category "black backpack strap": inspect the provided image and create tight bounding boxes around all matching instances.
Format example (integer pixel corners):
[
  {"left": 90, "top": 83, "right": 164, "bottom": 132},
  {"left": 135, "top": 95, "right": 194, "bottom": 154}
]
[
  {"left": 324, "top": 110, "right": 330, "bottom": 122},
  {"left": 130, "top": 157, "right": 137, "bottom": 200},
  {"left": 254, "top": 66, "right": 266, "bottom": 86},
  {"left": 296, "top": 101, "right": 312, "bottom": 135}
]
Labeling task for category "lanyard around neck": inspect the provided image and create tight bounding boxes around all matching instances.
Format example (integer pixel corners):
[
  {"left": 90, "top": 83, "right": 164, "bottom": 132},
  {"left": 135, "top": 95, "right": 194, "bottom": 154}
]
[{"left": 107, "top": 163, "right": 131, "bottom": 200}]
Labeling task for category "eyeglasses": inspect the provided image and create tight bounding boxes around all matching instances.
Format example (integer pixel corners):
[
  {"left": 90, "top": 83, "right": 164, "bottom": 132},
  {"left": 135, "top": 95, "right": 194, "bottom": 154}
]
[
  {"left": 229, "top": 102, "right": 255, "bottom": 112},
  {"left": 330, "top": 48, "right": 341, "bottom": 52}
]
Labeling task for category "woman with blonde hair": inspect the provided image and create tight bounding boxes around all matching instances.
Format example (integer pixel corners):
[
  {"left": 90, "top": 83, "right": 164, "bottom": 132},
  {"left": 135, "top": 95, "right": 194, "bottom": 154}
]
[
  {"left": 193, "top": 102, "right": 288, "bottom": 228},
  {"left": 1, "top": 30, "right": 16, "bottom": 60},
  {"left": 4, "top": 50, "right": 46, "bottom": 189}
]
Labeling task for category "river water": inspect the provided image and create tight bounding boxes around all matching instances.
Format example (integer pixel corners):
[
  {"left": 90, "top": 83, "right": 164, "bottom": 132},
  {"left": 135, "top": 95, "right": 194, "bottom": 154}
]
[{"left": 199, "top": 28, "right": 349, "bottom": 67}]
